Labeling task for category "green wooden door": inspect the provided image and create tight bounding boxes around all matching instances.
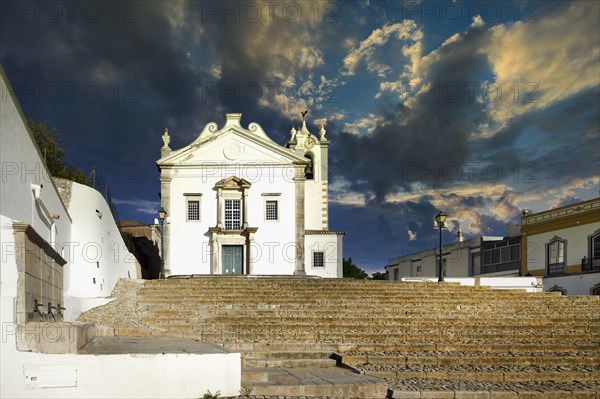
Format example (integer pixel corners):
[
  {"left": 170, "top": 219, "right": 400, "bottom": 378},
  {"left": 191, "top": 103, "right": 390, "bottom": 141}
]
[{"left": 222, "top": 245, "right": 243, "bottom": 275}]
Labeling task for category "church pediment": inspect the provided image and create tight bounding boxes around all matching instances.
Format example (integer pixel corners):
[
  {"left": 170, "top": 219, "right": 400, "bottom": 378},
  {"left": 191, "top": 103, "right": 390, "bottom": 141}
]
[
  {"left": 213, "top": 176, "right": 251, "bottom": 190},
  {"left": 158, "top": 114, "right": 308, "bottom": 167}
]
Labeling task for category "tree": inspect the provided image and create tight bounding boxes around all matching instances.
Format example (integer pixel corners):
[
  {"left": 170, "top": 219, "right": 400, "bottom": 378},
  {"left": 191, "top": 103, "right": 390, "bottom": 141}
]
[
  {"left": 343, "top": 257, "right": 368, "bottom": 279},
  {"left": 27, "top": 119, "right": 90, "bottom": 185},
  {"left": 371, "top": 271, "right": 388, "bottom": 280}
]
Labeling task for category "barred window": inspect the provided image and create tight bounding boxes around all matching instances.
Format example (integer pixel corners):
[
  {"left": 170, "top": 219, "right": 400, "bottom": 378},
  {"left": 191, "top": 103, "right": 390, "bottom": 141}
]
[
  {"left": 313, "top": 251, "right": 324, "bottom": 268},
  {"left": 225, "top": 199, "right": 241, "bottom": 230},
  {"left": 187, "top": 200, "right": 200, "bottom": 221},
  {"left": 265, "top": 200, "right": 278, "bottom": 221}
]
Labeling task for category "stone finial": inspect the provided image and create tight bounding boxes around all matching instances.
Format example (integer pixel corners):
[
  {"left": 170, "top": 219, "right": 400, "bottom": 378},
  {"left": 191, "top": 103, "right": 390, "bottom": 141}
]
[
  {"left": 456, "top": 226, "right": 463, "bottom": 243},
  {"left": 162, "top": 128, "right": 171, "bottom": 149},
  {"left": 290, "top": 125, "right": 297, "bottom": 141},
  {"left": 301, "top": 119, "right": 308, "bottom": 132},
  {"left": 319, "top": 124, "right": 326, "bottom": 141}
]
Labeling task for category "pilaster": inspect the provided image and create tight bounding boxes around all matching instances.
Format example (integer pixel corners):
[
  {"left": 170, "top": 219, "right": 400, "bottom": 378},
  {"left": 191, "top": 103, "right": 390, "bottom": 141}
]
[
  {"left": 294, "top": 166, "right": 306, "bottom": 276},
  {"left": 319, "top": 140, "right": 330, "bottom": 230},
  {"left": 159, "top": 173, "right": 172, "bottom": 276}
]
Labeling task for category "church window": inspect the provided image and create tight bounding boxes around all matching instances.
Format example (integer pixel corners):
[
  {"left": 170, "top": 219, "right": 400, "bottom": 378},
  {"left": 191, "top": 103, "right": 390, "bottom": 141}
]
[
  {"left": 265, "top": 200, "right": 278, "bottom": 221},
  {"left": 184, "top": 194, "right": 202, "bottom": 222},
  {"left": 187, "top": 200, "right": 200, "bottom": 221},
  {"left": 547, "top": 239, "right": 565, "bottom": 275},
  {"left": 225, "top": 199, "right": 241, "bottom": 230},
  {"left": 313, "top": 251, "right": 324, "bottom": 268}
]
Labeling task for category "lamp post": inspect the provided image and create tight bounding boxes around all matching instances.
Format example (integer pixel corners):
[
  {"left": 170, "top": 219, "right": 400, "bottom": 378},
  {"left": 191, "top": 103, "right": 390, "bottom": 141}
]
[
  {"left": 433, "top": 211, "right": 447, "bottom": 282},
  {"left": 158, "top": 207, "right": 167, "bottom": 279}
]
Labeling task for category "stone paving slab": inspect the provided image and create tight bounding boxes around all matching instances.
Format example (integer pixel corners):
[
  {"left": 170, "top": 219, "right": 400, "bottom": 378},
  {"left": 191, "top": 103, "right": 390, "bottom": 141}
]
[
  {"left": 246, "top": 367, "right": 388, "bottom": 397},
  {"left": 78, "top": 335, "right": 230, "bottom": 355}
]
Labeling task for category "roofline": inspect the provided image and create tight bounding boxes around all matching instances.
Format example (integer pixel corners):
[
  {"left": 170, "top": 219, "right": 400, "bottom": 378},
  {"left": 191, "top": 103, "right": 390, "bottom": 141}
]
[
  {"left": 0, "top": 64, "right": 72, "bottom": 223},
  {"left": 157, "top": 121, "right": 309, "bottom": 166}
]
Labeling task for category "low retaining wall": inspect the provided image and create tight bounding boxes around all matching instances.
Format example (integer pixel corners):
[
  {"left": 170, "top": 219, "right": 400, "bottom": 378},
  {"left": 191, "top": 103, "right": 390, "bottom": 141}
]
[{"left": 400, "top": 276, "right": 544, "bottom": 292}]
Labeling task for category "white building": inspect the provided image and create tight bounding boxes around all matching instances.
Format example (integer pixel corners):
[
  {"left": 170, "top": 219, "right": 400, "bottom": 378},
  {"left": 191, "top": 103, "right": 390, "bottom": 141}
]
[
  {"left": 386, "top": 228, "right": 521, "bottom": 280},
  {"left": 521, "top": 197, "right": 600, "bottom": 295},
  {"left": 1, "top": 66, "right": 240, "bottom": 398},
  {"left": 157, "top": 113, "right": 343, "bottom": 278},
  {"left": 0, "top": 65, "right": 139, "bottom": 323}
]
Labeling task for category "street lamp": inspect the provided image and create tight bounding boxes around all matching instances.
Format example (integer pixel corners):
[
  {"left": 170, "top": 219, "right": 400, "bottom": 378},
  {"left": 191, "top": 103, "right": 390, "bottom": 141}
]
[
  {"left": 158, "top": 207, "right": 167, "bottom": 279},
  {"left": 433, "top": 211, "right": 447, "bottom": 282}
]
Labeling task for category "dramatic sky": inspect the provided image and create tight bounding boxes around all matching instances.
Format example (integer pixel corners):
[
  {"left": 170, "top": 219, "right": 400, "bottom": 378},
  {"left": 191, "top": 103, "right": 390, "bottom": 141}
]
[{"left": 1, "top": 0, "right": 599, "bottom": 274}]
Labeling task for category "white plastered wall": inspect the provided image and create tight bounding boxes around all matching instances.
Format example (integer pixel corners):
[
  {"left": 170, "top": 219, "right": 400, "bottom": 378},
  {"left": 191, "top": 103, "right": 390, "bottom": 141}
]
[
  {"left": 167, "top": 165, "right": 297, "bottom": 275},
  {"left": 61, "top": 180, "right": 139, "bottom": 320},
  {"left": 305, "top": 234, "right": 343, "bottom": 278},
  {"left": 543, "top": 272, "right": 600, "bottom": 295},
  {"left": 526, "top": 223, "right": 600, "bottom": 273}
]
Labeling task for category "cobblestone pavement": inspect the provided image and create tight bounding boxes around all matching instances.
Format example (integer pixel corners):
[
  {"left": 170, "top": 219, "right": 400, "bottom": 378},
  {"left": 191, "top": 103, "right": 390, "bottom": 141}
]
[
  {"left": 219, "top": 376, "right": 600, "bottom": 398},
  {"left": 385, "top": 377, "right": 600, "bottom": 392}
]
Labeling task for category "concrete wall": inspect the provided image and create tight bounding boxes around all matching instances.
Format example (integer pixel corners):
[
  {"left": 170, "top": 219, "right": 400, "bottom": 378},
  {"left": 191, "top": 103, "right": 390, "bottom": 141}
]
[
  {"left": 56, "top": 179, "right": 140, "bottom": 321},
  {"left": 0, "top": 297, "right": 241, "bottom": 398},
  {"left": 400, "top": 276, "right": 544, "bottom": 293}
]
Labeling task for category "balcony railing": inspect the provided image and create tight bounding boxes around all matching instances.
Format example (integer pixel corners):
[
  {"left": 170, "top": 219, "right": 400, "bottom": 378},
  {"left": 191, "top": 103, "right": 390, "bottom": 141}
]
[
  {"left": 582, "top": 257, "right": 600, "bottom": 272},
  {"left": 547, "top": 262, "right": 565, "bottom": 275}
]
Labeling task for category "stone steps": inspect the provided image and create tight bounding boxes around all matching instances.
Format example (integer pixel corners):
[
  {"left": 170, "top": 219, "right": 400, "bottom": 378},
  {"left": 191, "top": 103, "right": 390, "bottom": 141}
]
[
  {"left": 244, "top": 358, "right": 337, "bottom": 368},
  {"left": 77, "top": 277, "right": 600, "bottom": 397},
  {"left": 149, "top": 326, "right": 600, "bottom": 341},
  {"left": 223, "top": 341, "right": 599, "bottom": 353},
  {"left": 143, "top": 320, "right": 599, "bottom": 333},
  {"left": 143, "top": 329, "right": 599, "bottom": 345},
  {"left": 342, "top": 352, "right": 600, "bottom": 367},
  {"left": 138, "top": 299, "right": 600, "bottom": 310},
  {"left": 137, "top": 290, "right": 597, "bottom": 300},
  {"left": 357, "top": 364, "right": 600, "bottom": 383},
  {"left": 205, "top": 315, "right": 600, "bottom": 324},
  {"left": 139, "top": 307, "right": 599, "bottom": 320},
  {"left": 242, "top": 350, "right": 337, "bottom": 368},
  {"left": 242, "top": 367, "right": 389, "bottom": 398}
]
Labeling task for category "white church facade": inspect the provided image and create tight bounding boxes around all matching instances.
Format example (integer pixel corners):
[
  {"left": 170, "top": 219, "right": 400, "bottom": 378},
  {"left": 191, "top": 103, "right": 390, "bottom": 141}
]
[{"left": 157, "top": 113, "right": 343, "bottom": 278}]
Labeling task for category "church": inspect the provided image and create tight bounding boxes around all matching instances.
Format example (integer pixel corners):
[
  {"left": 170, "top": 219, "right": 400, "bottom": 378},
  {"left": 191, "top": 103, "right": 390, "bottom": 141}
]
[{"left": 157, "top": 113, "right": 343, "bottom": 277}]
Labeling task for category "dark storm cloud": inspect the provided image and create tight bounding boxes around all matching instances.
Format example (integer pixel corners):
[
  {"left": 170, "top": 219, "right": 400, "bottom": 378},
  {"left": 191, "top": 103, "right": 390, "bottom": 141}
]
[
  {"left": 376, "top": 213, "right": 396, "bottom": 244},
  {"left": 480, "top": 87, "right": 600, "bottom": 191},
  {"left": 333, "top": 24, "right": 494, "bottom": 201},
  {"left": 442, "top": 193, "right": 485, "bottom": 209},
  {"left": 330, "top": 197, "right": 451, "bottom": 270},
  {"left": 0, "top": 1, "right": 318, "bottom": 214},
  {"left": 0, "top": 1, "right": 213, "bottom": 181},
  {"left": 471, "top": 213, "right": 506, "bottom": 236}
]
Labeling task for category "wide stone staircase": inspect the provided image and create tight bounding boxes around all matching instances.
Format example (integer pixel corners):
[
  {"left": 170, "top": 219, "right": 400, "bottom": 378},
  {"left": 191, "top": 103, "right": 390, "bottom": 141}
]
[{"left": 78, "top": 277, "right": 600, "bottom": 398}]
